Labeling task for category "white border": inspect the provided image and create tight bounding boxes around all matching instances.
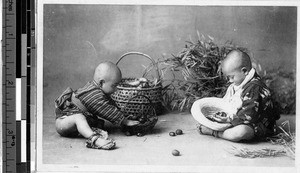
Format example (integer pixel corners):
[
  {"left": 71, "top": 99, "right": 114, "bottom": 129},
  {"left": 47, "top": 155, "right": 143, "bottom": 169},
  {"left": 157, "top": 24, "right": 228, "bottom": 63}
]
[
  {"left": 38, "top": 0, "right": 300, "bottom": 6},
  {"left": 296, "top": 4, "right": 300, "bottom": 173},
  {"left": 36, "top": 0, "right": 44, "bottom": 171},
  {"left": 36, "top": 0, "right": 300, "bottom": 172}
]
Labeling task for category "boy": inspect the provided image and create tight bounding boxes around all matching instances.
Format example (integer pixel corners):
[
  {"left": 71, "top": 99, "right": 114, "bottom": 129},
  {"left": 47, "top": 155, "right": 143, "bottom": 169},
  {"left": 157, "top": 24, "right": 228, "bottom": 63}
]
[
  {"left": 196, "top": 50, "right": 280, "bottom": 142},
  {"left": 55, "top": 61, "right": 139, "bottom": 149}
]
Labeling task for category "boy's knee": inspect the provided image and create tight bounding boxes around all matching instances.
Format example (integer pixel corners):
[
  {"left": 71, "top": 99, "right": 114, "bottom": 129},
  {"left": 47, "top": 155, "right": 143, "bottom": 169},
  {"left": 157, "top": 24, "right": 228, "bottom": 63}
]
[
  {"left": 55, "top": 115, "right": 82, "bottom": 137},
  {"left": 228, "top": 125, "right": 254, "bottom": 142}
]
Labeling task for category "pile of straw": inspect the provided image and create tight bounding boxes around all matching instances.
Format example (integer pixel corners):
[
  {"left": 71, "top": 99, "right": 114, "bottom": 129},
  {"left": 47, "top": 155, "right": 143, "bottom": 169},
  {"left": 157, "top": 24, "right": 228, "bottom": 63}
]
[
  {"left": 228, "top": 146, "right": 286, "bottom": 158},
  {"left": 228, "top": 121, "right": 295, "bottom": 159}
]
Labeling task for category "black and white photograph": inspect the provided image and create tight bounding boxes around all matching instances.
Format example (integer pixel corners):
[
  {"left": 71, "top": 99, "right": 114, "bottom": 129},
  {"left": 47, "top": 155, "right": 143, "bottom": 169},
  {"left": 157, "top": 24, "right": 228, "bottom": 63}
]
[{"left": 36, "top": 0, "right": 298, "bottom": 172}]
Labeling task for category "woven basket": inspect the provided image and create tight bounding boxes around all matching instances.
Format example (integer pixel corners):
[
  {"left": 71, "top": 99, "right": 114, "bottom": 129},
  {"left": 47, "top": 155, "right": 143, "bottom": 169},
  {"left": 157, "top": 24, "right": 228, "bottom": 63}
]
[
  {"left": 191, "top": 97, "right": 233, "bottom": 131},
  {"left": 120, "top": 95, "right": 158, "bottom": 136},
  {"left": 111, "top": 52, "right": 163, "bottom": 116}
]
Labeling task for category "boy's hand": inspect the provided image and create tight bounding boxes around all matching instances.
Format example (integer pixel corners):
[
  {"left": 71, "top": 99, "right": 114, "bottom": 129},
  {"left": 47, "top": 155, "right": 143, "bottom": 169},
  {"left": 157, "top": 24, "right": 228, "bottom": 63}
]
[{"left": 121, "top": 116, "right": 140, "bottom": 126}]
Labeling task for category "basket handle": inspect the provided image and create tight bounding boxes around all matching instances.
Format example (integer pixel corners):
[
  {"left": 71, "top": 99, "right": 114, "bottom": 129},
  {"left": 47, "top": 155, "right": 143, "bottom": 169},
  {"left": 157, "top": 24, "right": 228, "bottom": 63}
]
[
  {"left": 121, "top": 94, "right": 156, "bottom": 116},
  {"left": 116, "top": 52, "right": 160, "bottom": 78}
]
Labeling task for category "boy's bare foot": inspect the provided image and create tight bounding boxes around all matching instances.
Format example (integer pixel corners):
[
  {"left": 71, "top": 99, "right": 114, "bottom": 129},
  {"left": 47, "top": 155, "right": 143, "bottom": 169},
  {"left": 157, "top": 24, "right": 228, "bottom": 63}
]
[
  {"left": 197, "top": 124, "right": 220, "bottom": 138},
  {"left": 197, "top": 124, "right": 213, "bottom": 135}
]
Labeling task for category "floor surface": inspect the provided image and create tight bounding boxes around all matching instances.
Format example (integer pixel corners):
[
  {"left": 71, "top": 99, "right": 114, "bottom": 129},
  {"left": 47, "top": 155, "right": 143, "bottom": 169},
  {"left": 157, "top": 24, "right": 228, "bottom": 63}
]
[
  {"left": 0, "top": 111, "right": 296, "bottom": 172},
  {"left": 42, "top": 112, "right": 296, "bottom": 169}
]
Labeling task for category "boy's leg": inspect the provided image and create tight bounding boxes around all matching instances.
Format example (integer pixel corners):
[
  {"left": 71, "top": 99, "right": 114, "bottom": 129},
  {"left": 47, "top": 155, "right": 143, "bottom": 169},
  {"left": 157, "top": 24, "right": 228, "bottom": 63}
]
[
  {"left": 55, "top": 114, "right": 94, "bottom": 138},
  {"left": 198, "top": 124, "right": 255, "bottom": 142},
  {"left": 56, "top": 114, "right": 115, "bottom": 148},
  {"left": 219, "top": 125, "right": 254, "bottom": 142}
]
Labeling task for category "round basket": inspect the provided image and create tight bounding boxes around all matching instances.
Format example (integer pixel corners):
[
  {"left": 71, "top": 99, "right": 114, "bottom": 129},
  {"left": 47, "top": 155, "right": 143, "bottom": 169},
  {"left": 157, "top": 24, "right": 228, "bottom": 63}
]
[
  {"left": 191, "top": 97, "right": 233, "bottom": 131},
  {"left": 121, "top": 95, "right": 158, "bottom": 136},
  {"left": 111, "top": 52, "right": 163, "bottom": 116}
]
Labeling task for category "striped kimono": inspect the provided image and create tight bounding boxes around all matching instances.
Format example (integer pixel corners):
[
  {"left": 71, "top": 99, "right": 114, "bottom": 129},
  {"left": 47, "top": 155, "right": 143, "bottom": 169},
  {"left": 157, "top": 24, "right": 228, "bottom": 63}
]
[{"left": 55, "top": 81, "right": 125, "bottom": 127}]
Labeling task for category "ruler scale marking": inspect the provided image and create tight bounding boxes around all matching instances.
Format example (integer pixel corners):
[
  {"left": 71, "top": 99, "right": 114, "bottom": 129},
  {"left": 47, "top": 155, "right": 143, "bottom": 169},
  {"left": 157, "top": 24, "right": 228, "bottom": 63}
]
[
  {"left": 3, "top": 0, "right": 33, "bottom": 172},
  {"left": 3, "top": 1, "right": 17, "bottom": 172}
]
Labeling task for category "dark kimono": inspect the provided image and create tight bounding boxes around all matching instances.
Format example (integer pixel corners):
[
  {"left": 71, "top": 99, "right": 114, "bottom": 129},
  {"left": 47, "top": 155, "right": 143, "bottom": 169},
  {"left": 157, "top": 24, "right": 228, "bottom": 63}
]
[{"left": 224, "top": 70, "right": 280, "bottom": 139}]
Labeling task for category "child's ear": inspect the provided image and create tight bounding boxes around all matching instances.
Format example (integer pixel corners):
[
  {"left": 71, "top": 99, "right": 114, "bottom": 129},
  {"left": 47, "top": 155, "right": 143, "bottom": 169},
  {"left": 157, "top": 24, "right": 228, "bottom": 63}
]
[
  {"left": 241, "top": 67, "right": 249, "bottom": 75},
  {"left": 98, "top": 80, "right": 105, "bottom": 87}
]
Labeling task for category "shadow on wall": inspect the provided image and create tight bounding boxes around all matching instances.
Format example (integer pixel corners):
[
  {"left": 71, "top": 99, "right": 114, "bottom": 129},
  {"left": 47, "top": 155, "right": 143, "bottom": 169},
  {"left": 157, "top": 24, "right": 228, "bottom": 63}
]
[{"left": 43, "top": 5, "right": 297, "bottom": 116}]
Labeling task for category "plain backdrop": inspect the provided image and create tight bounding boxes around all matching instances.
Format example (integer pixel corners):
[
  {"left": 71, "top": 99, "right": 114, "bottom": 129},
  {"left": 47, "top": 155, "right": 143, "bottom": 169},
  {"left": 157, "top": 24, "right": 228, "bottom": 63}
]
[{"left": 43, "top": 5, "right": 297, "bottom": 118}]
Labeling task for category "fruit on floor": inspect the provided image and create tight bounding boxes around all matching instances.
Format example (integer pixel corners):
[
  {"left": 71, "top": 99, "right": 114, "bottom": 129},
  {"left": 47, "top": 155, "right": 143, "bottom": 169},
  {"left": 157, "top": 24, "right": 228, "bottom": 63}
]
[
  {"left": 175, "top": 129, "right": 183, "bottom": 135},
  {"left": 169, "top": 132, "right": 176, "bottom": 136},
  {"left": 172, "top": 150, "right": 180, "bottom": 156}
]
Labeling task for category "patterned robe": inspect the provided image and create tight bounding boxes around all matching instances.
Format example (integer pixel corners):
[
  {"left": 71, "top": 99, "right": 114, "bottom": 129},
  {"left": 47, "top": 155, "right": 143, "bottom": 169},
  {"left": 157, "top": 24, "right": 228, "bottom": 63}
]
[{"left": 224, "top": 71, "right": 280, "bottom": 138}]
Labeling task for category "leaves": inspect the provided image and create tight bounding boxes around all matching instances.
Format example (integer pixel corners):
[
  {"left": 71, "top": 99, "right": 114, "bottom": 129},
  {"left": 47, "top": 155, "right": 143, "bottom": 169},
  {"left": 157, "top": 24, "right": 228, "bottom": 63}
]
[
  {"left": 263, "top": 69, "right": 296, "bottom": 114},
  {"left": 159, "top": 34, "right": 246, "bottom": 111}
]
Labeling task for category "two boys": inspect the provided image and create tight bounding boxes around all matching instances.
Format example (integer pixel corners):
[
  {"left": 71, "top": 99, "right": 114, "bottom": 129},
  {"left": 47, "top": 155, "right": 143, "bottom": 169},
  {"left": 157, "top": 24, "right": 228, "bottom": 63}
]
[{"left": 55, "top": 50, "right": 280, "bottom": 150}]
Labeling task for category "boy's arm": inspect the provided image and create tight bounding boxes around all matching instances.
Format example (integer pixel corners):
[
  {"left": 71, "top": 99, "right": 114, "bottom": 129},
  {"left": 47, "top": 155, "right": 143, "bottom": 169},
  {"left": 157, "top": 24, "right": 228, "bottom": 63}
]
[
  {"left": 230, "top": 84, "right": 262, "bottom": 126},
  {"left": 79, "top": 90, "right": 125, "bottom": 126}
]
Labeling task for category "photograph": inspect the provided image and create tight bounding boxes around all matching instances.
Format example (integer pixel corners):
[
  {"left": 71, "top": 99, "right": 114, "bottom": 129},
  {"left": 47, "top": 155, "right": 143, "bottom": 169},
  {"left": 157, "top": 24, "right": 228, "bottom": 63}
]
[{"left": 36, "top": 0, "right": 298, "bottom": 172}]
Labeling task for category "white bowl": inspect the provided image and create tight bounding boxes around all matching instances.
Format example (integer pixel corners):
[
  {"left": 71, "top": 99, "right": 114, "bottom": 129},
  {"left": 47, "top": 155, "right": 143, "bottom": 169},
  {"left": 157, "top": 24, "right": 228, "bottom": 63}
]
[{"left": 191, "top": 97, "right": 233, "bottom": 131}]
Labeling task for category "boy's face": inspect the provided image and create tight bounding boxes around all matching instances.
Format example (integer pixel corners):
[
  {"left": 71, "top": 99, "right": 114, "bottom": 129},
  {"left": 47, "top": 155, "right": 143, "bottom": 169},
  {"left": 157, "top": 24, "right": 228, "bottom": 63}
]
[
  {"left": 222, "top": 67, "right": 247, "bottom": 86},
  {"left": 222, "top": 50, "right": 252, "bottom": 86},
  {"left": 101, "top": 75, "right": 121, "bottom": 94}
]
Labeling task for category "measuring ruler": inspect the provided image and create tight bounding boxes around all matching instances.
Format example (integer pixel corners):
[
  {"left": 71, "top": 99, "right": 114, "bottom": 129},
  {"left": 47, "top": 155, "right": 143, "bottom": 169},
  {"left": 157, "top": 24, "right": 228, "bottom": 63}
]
[
  {"left": 2, "top": 0, "right": 34, "bottom": 172},
  {"left": 3, "top": 0, "right": 17, "bottom": 172}
]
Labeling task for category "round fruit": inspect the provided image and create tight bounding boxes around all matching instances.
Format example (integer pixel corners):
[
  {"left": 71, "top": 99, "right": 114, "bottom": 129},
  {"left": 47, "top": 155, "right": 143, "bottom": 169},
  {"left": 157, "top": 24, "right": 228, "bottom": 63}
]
[
  {"left": 169, "top": 132, "right": 176, "bottom": 136},
  {"left": 216, "top": 111, "right": 227, "bottom": 117},
  {"left": 220, "top": 112, "right": 227, "bottom": 117},
  {"left": 172, "top": 150, "right": 180, "bottom": 156},
  {"left": 175, "top": 129, "right": 183, "bottom": 135}
]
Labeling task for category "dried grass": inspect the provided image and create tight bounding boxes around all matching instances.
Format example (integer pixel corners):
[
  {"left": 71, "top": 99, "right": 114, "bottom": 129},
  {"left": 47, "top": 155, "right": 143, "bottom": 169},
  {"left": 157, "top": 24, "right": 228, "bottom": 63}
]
[
  {"left": 228, "top": 146, "right": 286, "bottom": 158},
  {"left": 266, "top": 121, "right": 295, "bottom": 159},
  {"left": 228, "top": 121, "right": 295, "bottom": 159}
]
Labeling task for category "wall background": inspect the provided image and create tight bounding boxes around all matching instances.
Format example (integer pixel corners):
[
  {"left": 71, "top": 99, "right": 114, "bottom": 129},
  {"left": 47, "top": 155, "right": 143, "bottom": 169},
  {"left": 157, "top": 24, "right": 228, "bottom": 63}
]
[{"left": 43, "top": 5, "right": 297, "bottom": 115}]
